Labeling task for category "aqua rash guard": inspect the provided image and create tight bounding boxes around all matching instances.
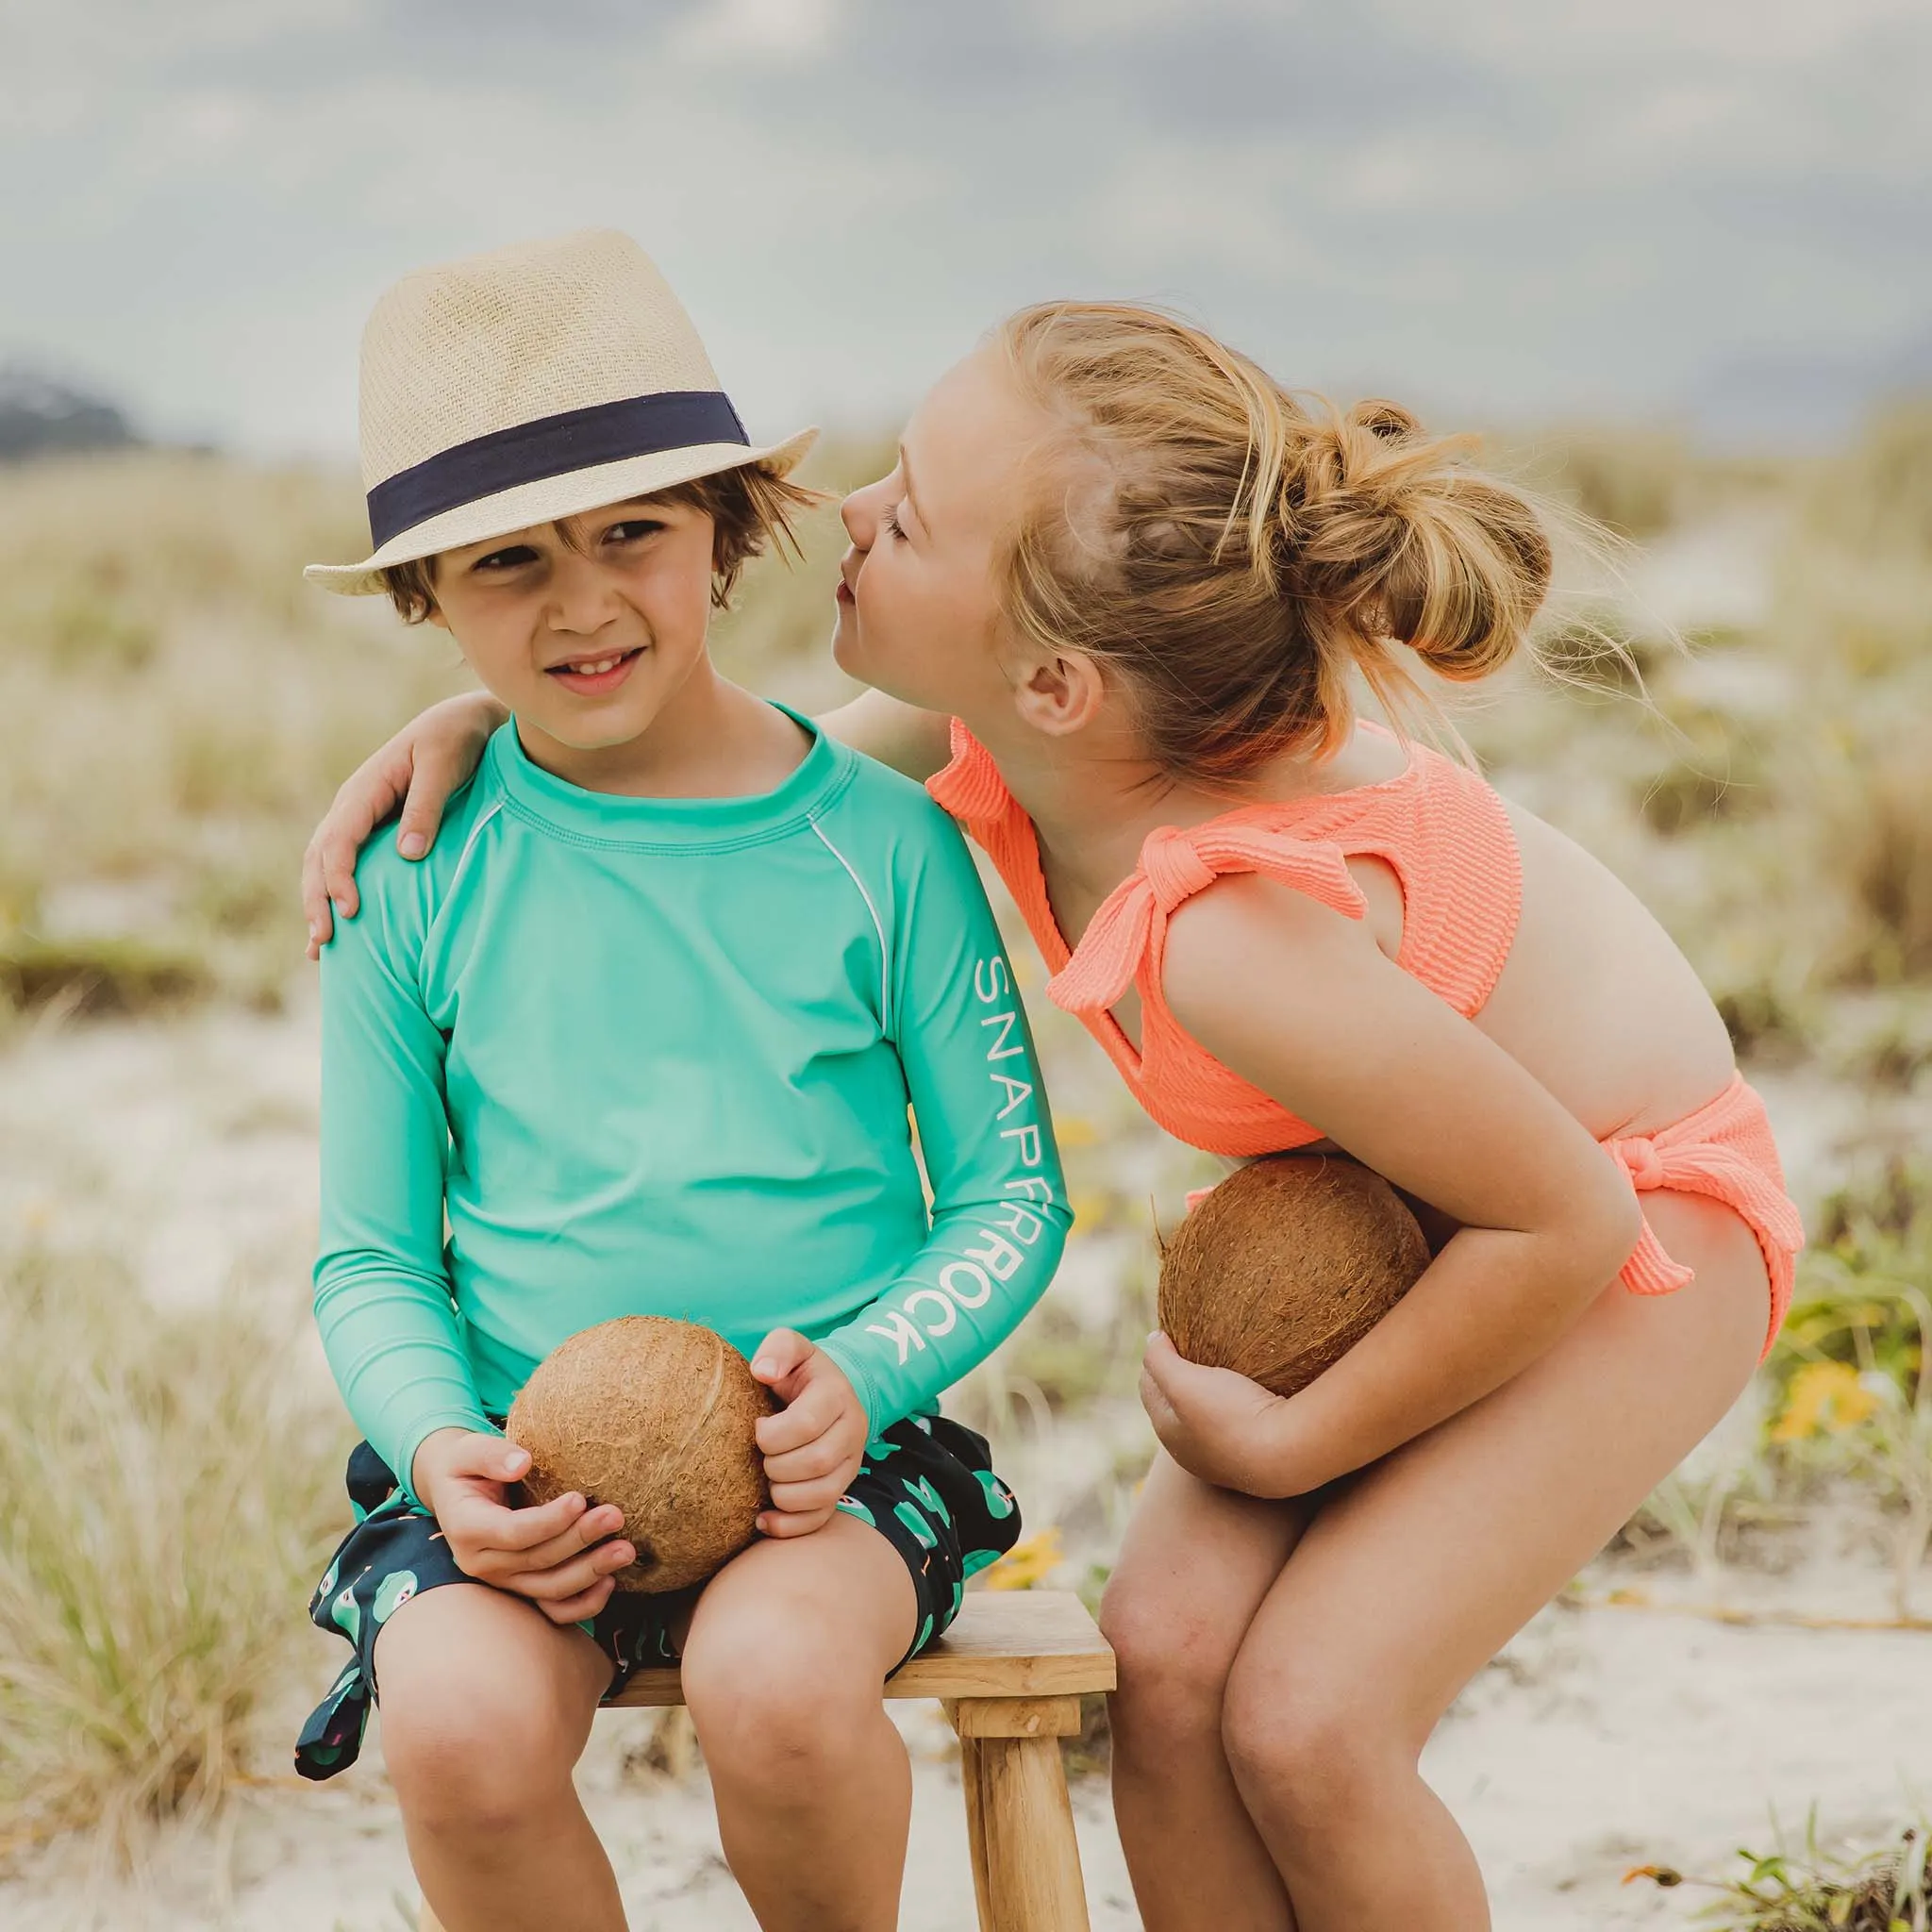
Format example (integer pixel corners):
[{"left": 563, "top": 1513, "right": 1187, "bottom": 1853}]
[{"left": 314, "top": 708, "right": 1070, "bottom": 1501}]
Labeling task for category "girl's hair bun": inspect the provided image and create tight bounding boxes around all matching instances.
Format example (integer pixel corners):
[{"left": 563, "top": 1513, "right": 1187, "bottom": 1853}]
[
  {"left": 993, "top": 302, "right": 1563, "bottom": 784},
  {"left": 1282, "top": 402, "right": 1553, "bottom": 687}
]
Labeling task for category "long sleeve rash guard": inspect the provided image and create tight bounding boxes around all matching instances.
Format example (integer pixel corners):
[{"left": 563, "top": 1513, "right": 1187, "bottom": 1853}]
[{"left": 315, "top": 708, "right": 1069, "bottom": 1500}]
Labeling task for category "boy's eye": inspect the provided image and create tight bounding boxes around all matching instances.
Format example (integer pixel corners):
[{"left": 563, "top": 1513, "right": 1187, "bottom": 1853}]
[
  {"left": 472, "top": 544, "right": 539, "bottom": 573},
  {"left": 605, "top": 518, "right": 666, "bottom": 544}
]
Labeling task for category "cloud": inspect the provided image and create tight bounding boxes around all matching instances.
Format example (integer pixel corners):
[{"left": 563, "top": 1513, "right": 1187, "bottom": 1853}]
[{"left": 0, "top": 0, "right": 1924, "bottom": 452}]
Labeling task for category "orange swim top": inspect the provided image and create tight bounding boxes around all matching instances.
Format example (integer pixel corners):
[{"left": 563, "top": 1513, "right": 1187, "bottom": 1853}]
[
  {"left": 927, "top": 717, "right": 1806, "bottom": 1355},
  {"left": 927, "top": 717, "right": 1521, "bottom": 1159}
]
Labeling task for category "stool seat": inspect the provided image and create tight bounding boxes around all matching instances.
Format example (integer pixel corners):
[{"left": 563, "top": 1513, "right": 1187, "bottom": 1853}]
[
  {"left": 607, "top": 1585, "right": 1116, "bottom": 1707},
  {"left": 415, "top": 1589, "right": 1116, "bottom": 1932}
]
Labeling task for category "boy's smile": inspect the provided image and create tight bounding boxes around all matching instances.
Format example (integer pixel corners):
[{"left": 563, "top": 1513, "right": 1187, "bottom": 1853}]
[
  {"left": 546, "top": 644, "right": 645, "bottom": 697},
  {"left": 425, "top": 493, "right": 730, "bottom": 791}
]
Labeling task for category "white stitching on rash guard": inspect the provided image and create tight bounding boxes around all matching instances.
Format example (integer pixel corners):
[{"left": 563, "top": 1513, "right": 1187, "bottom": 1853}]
[{"left": 809, "top": 817, "right": 891, "bottom": 1029}]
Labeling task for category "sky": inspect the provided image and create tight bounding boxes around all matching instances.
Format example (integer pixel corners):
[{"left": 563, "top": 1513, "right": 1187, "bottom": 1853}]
[{"left": 3, "top": 0, "right": 1929, "bottom": 458}]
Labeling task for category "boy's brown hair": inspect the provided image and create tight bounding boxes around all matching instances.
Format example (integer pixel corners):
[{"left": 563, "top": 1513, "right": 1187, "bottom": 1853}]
[{"left": 378, "top": 460, "right": 822, "bottom": 624}]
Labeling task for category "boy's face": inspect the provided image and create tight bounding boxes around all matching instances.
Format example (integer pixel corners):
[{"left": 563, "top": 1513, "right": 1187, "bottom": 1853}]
[{"left": 426, "top": 496, "right": 717, "bottom": 751}]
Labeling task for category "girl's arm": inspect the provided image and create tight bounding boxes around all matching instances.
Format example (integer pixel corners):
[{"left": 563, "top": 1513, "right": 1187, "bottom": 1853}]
[
  {"left": 303, "top": 691, "right": 507, "bottom": 956},
  {"left": 814, "top": 689, "right": 955, "bottom": 782},
  {"left": 301, "top": 689, "right": 952, "bottom": 954},
  {"left": 1148, "top": 874, "right": 1643, "bottom": 1496},
  {"left": 814, "top": 816, "right": 1074, "bottom": 1436}
]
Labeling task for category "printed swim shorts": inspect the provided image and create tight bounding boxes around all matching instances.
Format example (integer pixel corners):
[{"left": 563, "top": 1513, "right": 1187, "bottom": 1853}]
[{"left": 294, "top": 1411, "right": 1020, "bottom": 1779}]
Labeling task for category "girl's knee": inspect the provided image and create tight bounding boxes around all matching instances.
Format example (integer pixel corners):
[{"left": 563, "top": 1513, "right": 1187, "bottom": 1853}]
[
  {"left": 1221, "top": 1653, "right": 1407, "bottom": 1831},
  {"left": 1100, "top": 1565, "right": 1242, "bottom": 1723}
]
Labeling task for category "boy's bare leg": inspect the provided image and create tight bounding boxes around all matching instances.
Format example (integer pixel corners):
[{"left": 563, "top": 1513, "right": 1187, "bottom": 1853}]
[
  {"left": 679, "top": 1512, "right": 920, "bottom": 1932},
  {"left": 1101, "top": 1452, "right": 1311, "bottom": 1932},
  {"left": 375, "top": 1583, "right": 622, "bottom": 1932}
]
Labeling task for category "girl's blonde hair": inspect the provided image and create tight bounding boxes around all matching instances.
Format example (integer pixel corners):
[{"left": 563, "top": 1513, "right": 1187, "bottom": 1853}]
[{"left": 994, "top": 302, "right": 1555, "bottom": 784}]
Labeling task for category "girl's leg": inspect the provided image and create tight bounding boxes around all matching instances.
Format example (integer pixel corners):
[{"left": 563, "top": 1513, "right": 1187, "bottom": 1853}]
[
  {"left": 1220, "top": 1191, "right": 1771, "bottom": 1932},
  {"left": 677, "top": 1511, "right": 919, "bottom": 1932},
  {"left": 1100, "top": 1451, "right": 1310, "bottom": 1932},
  {"left": 373, "top": 1582, "right": 621, "bottom": 1932}
]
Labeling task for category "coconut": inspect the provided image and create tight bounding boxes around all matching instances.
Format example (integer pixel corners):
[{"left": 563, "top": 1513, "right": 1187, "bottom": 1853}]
[
  {"left": 1158, "top": 1156, "right": 1430, "bottom": 1397},
  {"left": 506, "top": 1315, "right": 776, "bottom": 1594}
]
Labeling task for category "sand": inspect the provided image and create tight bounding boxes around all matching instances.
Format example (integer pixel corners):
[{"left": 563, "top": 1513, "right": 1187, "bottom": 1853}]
[
  {"left": 2, "top": 993, "right": 1927, "bottom": 1929},
  {"left": 4, "top": 1568, "right": 1928, "bottom": 1930}
]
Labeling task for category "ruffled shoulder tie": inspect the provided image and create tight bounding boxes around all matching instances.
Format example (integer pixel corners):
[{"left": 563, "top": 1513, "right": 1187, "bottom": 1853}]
[
  {"left": 1048, "top": 822, "right": 1367, "bottom": 1016},
  {"left": 924, "top": 719, "right": 1013, "bottom": 832}
]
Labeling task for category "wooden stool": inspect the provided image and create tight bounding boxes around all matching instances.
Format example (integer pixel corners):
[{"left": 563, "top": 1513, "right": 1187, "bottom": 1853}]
[{"left": 417, "top": 1588, "right": 1115, "bottom": 1932}]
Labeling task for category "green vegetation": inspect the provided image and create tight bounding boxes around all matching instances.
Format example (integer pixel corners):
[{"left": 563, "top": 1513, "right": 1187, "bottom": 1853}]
[
  {"left": 4, "top": 401, "right": 1932, "bottom": 1877},
  {"left": 1629, "top": 1819, "right": 1930, "bottom": 1930},
  {"left": 0, "top": 1241, "right": 349, "bottom": 1857}
]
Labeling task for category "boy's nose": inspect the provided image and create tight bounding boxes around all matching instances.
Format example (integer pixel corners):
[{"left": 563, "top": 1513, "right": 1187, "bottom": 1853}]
[{"left": 545, "top": 555, "right": 627, "bottom": 634}]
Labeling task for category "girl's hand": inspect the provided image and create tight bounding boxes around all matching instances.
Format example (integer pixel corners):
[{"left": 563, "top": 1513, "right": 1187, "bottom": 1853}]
[
  {"left": 409, "top": 1427, "right": 636, "bottom": 1624},
  {"left": 749, "top": 1330, "right": 869, "bottom": 1538},
  {"left": 302, "top": 691, "right": 508, "bottom": 958},
  {"left": 1140, "top": 1332, "right": 1304, "bottom": 1498}
]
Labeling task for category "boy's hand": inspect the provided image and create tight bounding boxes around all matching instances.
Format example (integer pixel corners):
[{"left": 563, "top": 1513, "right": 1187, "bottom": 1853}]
[
  {"left": 409, "top": 1427, "right": 636, "bottom": 1624},
  {"left": 1140, "top": 1333, "right": 1302, "bottom": 1498},
  {"left": 302, "top": 691, "right": 508, "bottom": 959},
  {"left": 749, "top": 1331, "right": 868, "bottom": 1539}
]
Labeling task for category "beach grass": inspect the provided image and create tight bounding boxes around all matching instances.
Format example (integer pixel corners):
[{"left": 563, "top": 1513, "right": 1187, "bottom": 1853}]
[{"left": 0, "top": 1240, "right": 349, "bottom": 1859}]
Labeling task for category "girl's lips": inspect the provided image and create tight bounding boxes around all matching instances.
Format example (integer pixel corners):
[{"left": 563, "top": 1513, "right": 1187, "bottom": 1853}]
[
  {"left": 835, "top": 579, "right": 855, "bottom": 605},
  {"left": 547, "top": 646, "right": 643, "bottom": 697}
]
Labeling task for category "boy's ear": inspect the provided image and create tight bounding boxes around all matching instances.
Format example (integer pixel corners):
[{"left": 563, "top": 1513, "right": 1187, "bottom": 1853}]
[
  {"left": 425, "top": 606, "right": 450, "bottom": 632},
  {"left": 1010, "top": 648, "right": 1107, "bottom": 739}
]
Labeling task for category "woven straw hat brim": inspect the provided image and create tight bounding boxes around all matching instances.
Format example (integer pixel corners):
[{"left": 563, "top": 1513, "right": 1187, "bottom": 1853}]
[{"left": 305, "top": 425, "right": 816, "bottom": 596}]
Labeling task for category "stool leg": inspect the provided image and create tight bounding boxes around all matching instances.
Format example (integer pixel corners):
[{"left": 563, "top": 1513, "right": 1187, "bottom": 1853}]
[
  {"left": 958, "top": 1734, "right": 996, "bottom": 1932},
  {"left": 976, "top": 1735, "right": 1090, "bottom": 1932}
]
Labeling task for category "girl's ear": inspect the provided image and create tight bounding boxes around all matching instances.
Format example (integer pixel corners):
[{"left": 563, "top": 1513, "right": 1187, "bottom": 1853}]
[{"left": 1011, "top": 648, "right": 1107, "bottom": 739}]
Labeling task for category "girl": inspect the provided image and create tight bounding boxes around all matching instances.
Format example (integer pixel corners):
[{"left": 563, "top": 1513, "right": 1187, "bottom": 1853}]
[{"left": 304, "top": 302, "right": 1803, "bottom": 1932}]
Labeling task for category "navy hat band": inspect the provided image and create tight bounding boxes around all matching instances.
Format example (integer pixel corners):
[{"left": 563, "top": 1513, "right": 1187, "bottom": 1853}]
[{"left": 366, "top": 390, "right": 751, "bottom": 551}]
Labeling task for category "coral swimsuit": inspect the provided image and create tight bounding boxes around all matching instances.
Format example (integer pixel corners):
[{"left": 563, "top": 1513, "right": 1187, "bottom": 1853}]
[{"left": 928, "top": 720, "right": 1805, "bottom": 1357}]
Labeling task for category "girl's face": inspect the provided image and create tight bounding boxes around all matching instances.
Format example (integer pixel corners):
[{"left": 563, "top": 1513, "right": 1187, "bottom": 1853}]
[
  {"left": 833, "top": 349, "right": 1047, "bottom": 722},
  {"left": 426, "top": 495, "right": 718, "bottom": 755}
]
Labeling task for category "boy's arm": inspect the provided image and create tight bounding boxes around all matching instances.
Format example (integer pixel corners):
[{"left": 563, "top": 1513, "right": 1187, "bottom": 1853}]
[
  {"left": 314, "top": 872, "right": 491, "bottom": 1505},
  {"left": 816, "top": 818, "right": 1072, "bottom": 1435}
]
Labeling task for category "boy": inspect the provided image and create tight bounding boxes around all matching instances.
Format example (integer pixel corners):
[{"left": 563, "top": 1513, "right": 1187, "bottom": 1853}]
[{"left": 296, "top": 229, "right": 1067, "bottom": 1932}]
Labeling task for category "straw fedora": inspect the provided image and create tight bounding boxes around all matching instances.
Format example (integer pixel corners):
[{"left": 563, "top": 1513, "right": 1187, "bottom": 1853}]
[{"left": 306, "top": 229, "right": 816, "bottom": 595}]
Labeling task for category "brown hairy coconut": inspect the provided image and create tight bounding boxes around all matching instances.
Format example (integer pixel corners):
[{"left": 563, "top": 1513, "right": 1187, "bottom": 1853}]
[
  {"left": 506, "top": 1316, "right": 775, "bottom": 1593},
  {"left": 1158, "top": 1156, "right": 1431, "bottom": 1397}
]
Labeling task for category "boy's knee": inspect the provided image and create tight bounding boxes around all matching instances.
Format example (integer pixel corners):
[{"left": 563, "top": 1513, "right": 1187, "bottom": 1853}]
[
  {"left": 681, "top": 1618, "right": 878, "bottom": 1784},
  {"left": 380, "top": 1663, "right": 579, "bottom": 1837}
]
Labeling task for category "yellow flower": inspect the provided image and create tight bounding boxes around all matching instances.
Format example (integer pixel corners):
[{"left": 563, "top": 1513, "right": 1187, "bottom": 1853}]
[
  {"left": 1056, "top": 1116, "right": 1100, "bottom": 1148},
  {"left": 1068, "top": 1190, "right": 1114, "bottom": 1230},
  {"left": 1771, "top": 1360, "right": 1880, "bottom": 1442},
  {"left": 982, "top": 1527, "right": 1065, "bottom": 1591}
]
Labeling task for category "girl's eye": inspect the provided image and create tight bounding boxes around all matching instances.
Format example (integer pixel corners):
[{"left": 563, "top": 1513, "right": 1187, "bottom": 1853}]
[
  {"left": 881, "top": 503, "right": 909, "bottom": 542},
  {"left": 473, "top": 544, "right": 539, "bottom": 573}
]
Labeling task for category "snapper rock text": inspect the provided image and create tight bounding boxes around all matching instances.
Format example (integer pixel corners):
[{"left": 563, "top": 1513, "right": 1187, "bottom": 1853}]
[{"left": 863, "top": 956, "right": 1057, "bottom": 1365}]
